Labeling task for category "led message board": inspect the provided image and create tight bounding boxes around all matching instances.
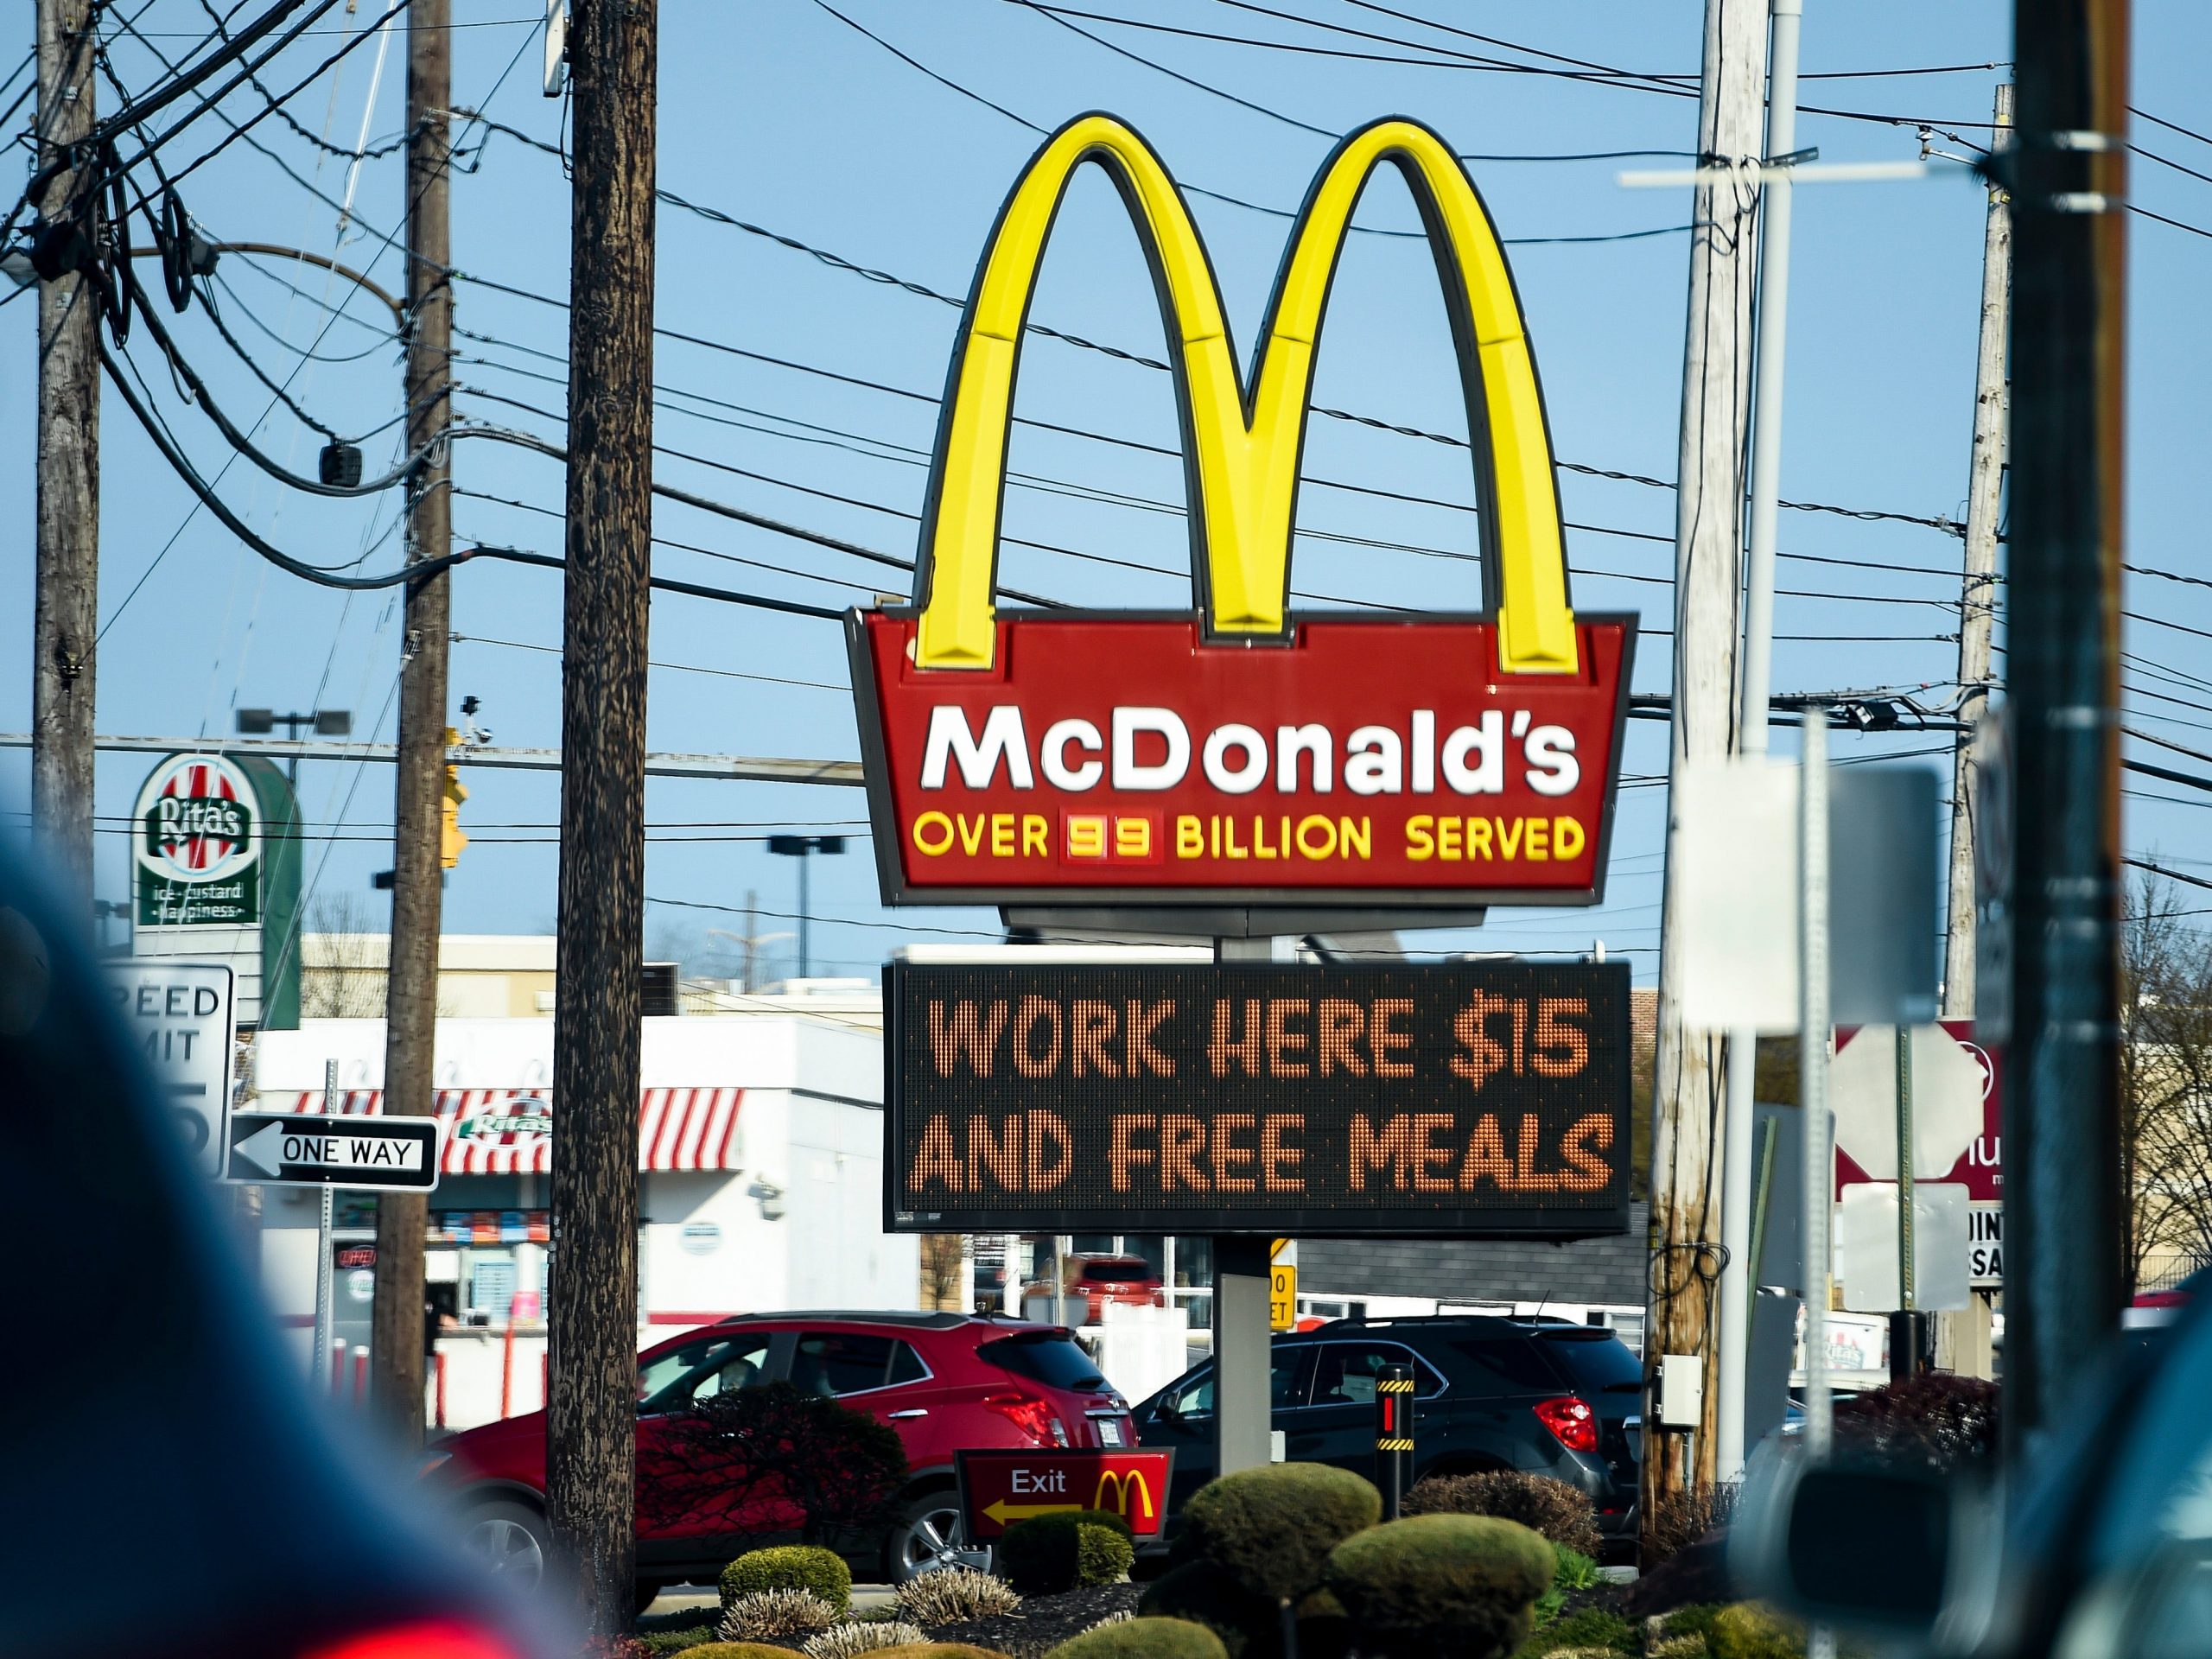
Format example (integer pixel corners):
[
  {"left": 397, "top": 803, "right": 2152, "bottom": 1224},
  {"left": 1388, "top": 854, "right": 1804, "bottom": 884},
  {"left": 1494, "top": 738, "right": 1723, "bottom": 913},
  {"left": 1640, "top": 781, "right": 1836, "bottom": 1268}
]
[
  {"left": 887, "top": 961, "right": 1631, "bottom": 1238},
  {"left": 849, "top": 113, "right": 1634, "bottom": 912}
]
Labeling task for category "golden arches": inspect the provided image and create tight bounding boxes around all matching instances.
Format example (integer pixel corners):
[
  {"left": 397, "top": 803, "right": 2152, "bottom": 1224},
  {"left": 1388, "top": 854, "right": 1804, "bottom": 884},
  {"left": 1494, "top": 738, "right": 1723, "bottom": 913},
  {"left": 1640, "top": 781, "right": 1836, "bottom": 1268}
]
[{"left": 912, "top": 113, "right": 1578, "bottom": 677}]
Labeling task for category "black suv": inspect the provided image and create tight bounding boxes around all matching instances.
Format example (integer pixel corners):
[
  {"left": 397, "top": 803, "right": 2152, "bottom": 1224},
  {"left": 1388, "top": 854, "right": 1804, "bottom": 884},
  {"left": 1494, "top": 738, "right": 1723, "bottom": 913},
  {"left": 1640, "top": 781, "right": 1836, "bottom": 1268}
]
[{"left": 1132, "top": 1316, "right": 1643, "bottom": 1554}]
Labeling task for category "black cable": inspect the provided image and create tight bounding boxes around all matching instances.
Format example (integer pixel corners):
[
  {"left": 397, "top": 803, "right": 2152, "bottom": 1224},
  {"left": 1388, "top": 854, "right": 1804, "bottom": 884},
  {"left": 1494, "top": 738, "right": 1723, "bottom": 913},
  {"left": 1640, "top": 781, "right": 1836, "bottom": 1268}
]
[
  {"left": 193, "top": 271, "right": 344, "bottom": 436},
  {"left": 105, "top": 338, "right": 845, "bottom": 619},
  {"left": 2133, "top": 105, "right": 2212, "bottom": 152},
  {"left": 190, "top": 0, "right": 416, "bottom": 165},
  {"left": 2129, "top": 202, "right": 2212, "bottom": 241},
  {"left": 456, "top": 135, "right": 1955, "bottom": 535},
  {"left": 808, "top": 0, "right": 1695, "bottom": 245}
]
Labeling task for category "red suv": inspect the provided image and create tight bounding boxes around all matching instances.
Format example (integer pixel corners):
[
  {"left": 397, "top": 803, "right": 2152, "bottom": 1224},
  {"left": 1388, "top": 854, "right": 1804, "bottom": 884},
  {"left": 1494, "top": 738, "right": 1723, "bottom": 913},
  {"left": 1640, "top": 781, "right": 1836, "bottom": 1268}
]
[
  {"left": 1024, "top": 1255, "right": 1166, "bottom": 1325},
  {"left": 424, "top": 1311, "right": 1133, "bottom": 1599}
]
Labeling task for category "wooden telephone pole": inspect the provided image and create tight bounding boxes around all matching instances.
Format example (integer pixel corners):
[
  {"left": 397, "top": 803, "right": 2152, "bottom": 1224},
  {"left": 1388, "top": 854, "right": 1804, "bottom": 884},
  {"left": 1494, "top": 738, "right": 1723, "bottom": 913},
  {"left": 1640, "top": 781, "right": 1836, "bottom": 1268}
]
[
  {"left": 1645, "top": 0, "right": 1765, "bottom": 1535},
  {"left": 2003, "top": 0, "right": 2128, "bottom": 1459},
  {"left": 1942, "top": 83, "right": 2014, "bottom": 1014},
  {"left": 547, "top": 0, "right": 658, "bottom": 1633},
  {"left": 370, "top": 0, "right": 454, "bottom": 1442},
  {"left": 33, "top": 0, "right": 100, "bottom": 930}
]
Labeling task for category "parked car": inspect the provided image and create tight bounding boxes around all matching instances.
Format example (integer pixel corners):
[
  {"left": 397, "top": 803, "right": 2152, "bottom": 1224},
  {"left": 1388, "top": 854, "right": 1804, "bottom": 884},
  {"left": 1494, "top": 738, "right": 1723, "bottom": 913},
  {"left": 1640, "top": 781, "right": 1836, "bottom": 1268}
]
[
  {"left": 425, "top": 1311, "right": 1135, "bottom": 1596},
  {"left": 1133, "top": 1315, "right": 1642, "bottom": 1555},
  {"left": 1023, "top": 1254, "right": 1166, "bottom": 1325}
]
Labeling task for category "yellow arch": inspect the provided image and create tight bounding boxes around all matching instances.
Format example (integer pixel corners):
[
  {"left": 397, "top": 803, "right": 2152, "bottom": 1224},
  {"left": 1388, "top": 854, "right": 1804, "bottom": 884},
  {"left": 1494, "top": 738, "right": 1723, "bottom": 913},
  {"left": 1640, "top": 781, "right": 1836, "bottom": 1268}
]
[{"left": 913, "top": 113, "right": 1578, "bottom": 676}]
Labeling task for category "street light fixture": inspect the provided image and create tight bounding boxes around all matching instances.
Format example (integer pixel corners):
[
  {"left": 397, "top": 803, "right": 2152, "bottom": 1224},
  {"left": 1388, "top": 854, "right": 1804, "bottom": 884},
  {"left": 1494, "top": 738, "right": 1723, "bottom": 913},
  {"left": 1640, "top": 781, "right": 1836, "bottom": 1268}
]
[
  {"left": 766, "top": 834, "right": 846, "bottom": 983},
  {"left": 235, "top": 708, "right": 353, "bottom": 785}
]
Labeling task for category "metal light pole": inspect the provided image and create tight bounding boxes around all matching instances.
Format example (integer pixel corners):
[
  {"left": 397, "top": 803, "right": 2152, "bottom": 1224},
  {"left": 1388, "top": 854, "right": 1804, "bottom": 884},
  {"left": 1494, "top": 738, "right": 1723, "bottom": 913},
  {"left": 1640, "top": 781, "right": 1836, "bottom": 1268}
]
[{"left": 766, "top": 835, "right": 846, "bottom": 982}]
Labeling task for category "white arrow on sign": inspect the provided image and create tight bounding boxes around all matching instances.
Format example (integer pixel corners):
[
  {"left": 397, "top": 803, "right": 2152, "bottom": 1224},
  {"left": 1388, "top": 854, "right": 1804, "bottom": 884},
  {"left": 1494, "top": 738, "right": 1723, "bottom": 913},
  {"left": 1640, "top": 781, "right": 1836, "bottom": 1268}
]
[{"left": 234, "top": 1119, "right": 427, "bottom": 1178}]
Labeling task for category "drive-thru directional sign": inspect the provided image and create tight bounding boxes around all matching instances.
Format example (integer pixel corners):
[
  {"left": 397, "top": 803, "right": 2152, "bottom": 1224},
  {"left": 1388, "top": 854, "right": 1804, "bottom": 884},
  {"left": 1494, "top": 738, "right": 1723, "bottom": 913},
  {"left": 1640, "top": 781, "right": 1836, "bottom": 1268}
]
[{"left": 225, "top": 1111, "right": 442, "bottom": 1191}]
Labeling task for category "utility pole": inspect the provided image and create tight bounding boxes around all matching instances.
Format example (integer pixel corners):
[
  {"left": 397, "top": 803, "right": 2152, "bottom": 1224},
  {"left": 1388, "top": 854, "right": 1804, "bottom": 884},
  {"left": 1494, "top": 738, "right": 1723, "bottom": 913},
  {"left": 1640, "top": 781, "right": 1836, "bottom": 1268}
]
[
  {"left": 1716, "top": 0, "right": 1801, "bottom": 1485},
  {"left": 2003, "top": 0, "right": 2127, "bottom": 1460},
  {"left": 370, "top": 0, "right": 453, "bottom": 1444},
  {"left": 1645, "top": 0, "right": 1765, "bottom": 1536},
  {"left": 1936, "top": 83, "right": 2010, "bottom": 1384},
  {"left": 547, "top": 0, "right": 657, "bottom": 1634},
  {"left": 33, "top": 0, "right": 99, "bottom": 933},
  {"left": 1943, "top": 84, "right": 2014, "bottom": 1014}
]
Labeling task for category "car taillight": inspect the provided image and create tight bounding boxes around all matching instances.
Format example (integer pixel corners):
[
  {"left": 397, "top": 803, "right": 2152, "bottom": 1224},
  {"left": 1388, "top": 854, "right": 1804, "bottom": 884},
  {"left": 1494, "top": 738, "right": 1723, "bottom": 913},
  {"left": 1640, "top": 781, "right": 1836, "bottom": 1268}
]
[
  {"left": 983, "top": 1390, "right": 1069, "bottom": 1446},
  {"left": 1534, "top": 1395, "right": 1599, "bottom": 1454}
]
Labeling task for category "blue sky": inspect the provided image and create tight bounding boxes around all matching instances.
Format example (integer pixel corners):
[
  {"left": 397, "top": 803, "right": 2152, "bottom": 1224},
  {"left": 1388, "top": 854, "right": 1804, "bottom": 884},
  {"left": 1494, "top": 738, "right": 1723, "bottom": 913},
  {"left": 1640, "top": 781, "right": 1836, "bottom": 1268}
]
[{"left": 5, "top": 0, "right": 2209, "bottom": 985}]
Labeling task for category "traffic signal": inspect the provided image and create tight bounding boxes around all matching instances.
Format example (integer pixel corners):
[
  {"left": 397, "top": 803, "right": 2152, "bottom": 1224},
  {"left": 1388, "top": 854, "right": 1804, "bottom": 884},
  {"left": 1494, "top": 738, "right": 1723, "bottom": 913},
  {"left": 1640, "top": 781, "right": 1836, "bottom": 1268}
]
[{"left": 441, "top": 735, "right": 469, "bottom": 869}]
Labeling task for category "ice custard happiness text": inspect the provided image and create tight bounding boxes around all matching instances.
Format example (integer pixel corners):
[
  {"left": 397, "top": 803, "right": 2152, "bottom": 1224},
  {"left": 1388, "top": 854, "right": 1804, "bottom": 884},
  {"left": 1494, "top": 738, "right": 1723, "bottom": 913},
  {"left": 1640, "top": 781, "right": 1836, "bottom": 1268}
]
[{"left": 887, "top": 961, "right": 1632, "bottom": 1238}]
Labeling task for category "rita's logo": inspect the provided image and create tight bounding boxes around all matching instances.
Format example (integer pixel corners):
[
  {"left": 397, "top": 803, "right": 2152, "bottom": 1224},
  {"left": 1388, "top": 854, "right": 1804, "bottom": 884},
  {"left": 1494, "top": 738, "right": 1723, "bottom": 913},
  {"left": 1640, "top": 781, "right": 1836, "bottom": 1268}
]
[
  {"left": 848, "top": 113, "right": 1635, "bottom": 911},
  {"left": 137, "top": 754, "right": 257, "bottom": 883}
]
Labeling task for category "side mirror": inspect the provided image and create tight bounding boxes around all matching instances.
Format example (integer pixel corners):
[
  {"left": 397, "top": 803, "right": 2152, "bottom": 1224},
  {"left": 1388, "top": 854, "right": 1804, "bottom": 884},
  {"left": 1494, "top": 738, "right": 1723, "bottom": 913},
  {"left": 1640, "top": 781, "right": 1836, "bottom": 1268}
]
[{"left": 1734, "top": 1455, "right": 1992, "bottom": 1636}]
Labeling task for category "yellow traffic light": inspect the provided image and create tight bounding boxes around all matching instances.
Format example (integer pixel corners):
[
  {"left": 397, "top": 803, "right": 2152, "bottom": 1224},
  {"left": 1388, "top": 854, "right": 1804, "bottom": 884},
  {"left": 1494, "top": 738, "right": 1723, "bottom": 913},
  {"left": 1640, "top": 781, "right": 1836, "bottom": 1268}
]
[{"left": 441, "top": 761, "right": 469, "bottom": 869}]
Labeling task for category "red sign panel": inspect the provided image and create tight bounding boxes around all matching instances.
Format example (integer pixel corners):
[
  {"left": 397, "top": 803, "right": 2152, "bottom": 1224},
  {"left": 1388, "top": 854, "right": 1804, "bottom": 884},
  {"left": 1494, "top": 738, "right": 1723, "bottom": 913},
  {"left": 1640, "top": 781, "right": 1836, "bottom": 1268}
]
[
  {"left": 1834, "top": 1020, "right": 2002, "bottom": 1202},
  {"left": 849, "top": 613, "right": 1635, "bottom": 910},
  {"left": 956, "top": 1447, "right": 1175, "bottom": 1539}
]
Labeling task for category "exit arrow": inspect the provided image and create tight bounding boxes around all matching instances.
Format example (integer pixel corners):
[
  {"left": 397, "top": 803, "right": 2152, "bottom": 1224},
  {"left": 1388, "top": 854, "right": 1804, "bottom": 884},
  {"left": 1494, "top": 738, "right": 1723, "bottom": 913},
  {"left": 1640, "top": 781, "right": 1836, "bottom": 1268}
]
[{"left": 982, "top": 1499, "right": 1082, "bottom": 1525}]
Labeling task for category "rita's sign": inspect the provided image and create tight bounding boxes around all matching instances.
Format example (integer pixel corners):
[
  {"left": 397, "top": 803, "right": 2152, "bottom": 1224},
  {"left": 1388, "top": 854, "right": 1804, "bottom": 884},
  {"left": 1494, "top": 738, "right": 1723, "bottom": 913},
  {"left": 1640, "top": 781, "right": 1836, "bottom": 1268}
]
[
  {"left": 850, "top": 115, "right": 1634, "bottom": 914},
  {"left": 134, "top": 752, "right": 263, "bottom": 926}
]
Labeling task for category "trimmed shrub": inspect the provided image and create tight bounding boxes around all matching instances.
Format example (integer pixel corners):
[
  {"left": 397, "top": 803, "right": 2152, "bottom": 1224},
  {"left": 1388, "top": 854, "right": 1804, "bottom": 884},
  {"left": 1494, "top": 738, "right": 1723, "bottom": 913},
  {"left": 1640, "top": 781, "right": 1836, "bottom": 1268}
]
[
  {"left": 1138, "top": 1571, "right": 1351, "bottom": 1659},
  {"left": 1516, "top": 1608, "right": 1637, "bottom": 1656},
  {"left": 1403, "top": 1471, "right": 1603, "bottom": 1559},
  {"left": 1079, "top": 1522, "right": 1135, "bottom": 1585},
  {"left": 637, "top": 1628, "right": 715, "bottom": 1656},
  {"left": 1001, "top": 1509, "right": 1136, "bottom": 1594},
  {"left": 1648, "top": 1639, "right": 1710, "bottom": 1659},
  {"left": 868, "top": 1648, "right": 1020, "bottom": 1659},
  {"left": 1833, "top": 1375, "right": 1999, "bottom": 1474},
  {"left": 677, "top": 1647, "right": 803, "bottom": 1659},
  {"left": 1173, "top": 1463, "right": 1382, "bottom": 1602},
  {"left": 1663, "top": 1605, "right": 1724, "bottom": 1641},
  {"left": 720, "top": 1545, "right": 854, "bottom": 1613},
  {"left": 896, "top": 1567, "right": 1023, "bottom": 1624},
  {"left": 1707, "top": 1604, "right": 1802, "bottom": 1659},
  {"left": 1046, "top": 1617, "right": 1230, "bottom": 1659},
  {"left": 804, "top": 1621, "right": 929, "bottom": 1659},
  {"left": 1325, "top": 1514, "right": 1555, "bottom": 1659},
  {"left": 716, "top": 1589, "right": 841, "bottom": 1643}
]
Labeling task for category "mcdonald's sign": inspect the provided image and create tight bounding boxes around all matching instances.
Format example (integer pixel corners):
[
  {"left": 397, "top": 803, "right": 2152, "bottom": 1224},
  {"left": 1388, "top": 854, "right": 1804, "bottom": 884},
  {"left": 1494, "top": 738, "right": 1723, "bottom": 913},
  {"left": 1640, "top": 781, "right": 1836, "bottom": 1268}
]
[
  {"left": 849, "top": 114, "right": 1635, "bottom": 914},
  {"left": 956, "top": 1447, "right": 1175, "bottom": 1540}
]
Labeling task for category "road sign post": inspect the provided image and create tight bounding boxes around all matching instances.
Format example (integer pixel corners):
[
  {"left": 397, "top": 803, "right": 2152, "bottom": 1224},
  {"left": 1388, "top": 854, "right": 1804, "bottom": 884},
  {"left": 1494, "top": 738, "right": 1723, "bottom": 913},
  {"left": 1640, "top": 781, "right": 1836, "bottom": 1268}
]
[
  {"left": 311, "top": 1061, "right": 337, "bottom": 1385},
  {"left": 225, "top": 1111, "right": 443, "bottom": 1191}
]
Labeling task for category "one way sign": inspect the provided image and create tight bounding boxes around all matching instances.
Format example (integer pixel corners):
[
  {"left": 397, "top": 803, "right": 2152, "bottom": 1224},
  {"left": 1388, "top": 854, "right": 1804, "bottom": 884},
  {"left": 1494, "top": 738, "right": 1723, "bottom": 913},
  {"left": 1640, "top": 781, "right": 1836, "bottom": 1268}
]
[{"left": 225, "top": 1112, "right": 443, "bottom": 1192}]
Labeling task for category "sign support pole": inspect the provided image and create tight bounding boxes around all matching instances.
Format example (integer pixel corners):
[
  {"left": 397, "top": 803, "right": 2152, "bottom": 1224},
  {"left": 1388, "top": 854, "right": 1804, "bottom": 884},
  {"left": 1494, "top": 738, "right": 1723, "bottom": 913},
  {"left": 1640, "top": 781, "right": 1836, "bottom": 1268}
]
[
  {"left": 313, "top": 1060, "right": 337, "bottom": 1383},
  {"left": 1212, "top": 1234, "right": 1274, "bottom": 1478},
  {"left": 1801, "top": 708, "right": 1835, "bottom": 1659}
]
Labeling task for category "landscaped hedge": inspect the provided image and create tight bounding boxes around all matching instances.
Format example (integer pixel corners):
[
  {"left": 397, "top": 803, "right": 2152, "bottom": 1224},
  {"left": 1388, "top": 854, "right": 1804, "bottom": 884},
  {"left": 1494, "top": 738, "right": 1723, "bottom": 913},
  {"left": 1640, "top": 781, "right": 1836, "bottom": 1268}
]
[
  {"left": 1046, "top": 1618, "right": 1230, "bottom": 1659},
  {"left": 1171, "top": 1463, "right": 1382, "bottom": 1602},
  {"left": 1000, "top": 1508, "right": 1137, "bottom": 1594},
  {"left": 1325, "top": 1514, "right": 1555, "bottom": 1659},
  {"left": 718, "top": 1544, "right": 853, "bottom": 1612}
]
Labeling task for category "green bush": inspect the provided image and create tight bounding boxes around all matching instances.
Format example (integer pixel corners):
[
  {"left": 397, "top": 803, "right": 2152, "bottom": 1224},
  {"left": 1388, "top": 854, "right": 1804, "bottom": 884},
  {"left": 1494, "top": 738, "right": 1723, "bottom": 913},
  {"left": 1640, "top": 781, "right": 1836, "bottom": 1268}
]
[
  {"left": 1139, "top": 1563, "right": 1271, "bottom": 1659},
  {"left": 1402, "top": 1471, "right": 1604, "bottom": 1559},
  {"left": 1514, "top": 1607, "right": 1637, "bottom": 1656},
  {"left": 1707, "top": 1604, "right": 1803, "bottom": 1659},
  {"left": 868, "top": 1647, "right": 1019, "bottom": 1659},
  {"left": 1173, "top": 1463, "right": 1382, "bottom": 1602},
  {"left": 1325, "top": 1514, "right": 1555, "bottom": 1659},
  {"left": 1078, "top": 1522, "right": 1135, "bottom": 1585},
  {"left": 1001, "top": 1509, "right": 1137, "bottom": 1594},
  {"left": 636, "top": 1628, "right": 715, "bottom": 1656},
  {"left": 1534, "top": 1543, "right": 1604, "bottom": 1626},
  {"left": 1664, "top": 1605, "right": 1724, "bottom": 1641},
  {"left": 1046, "top": 1617, "right": 1230, "bottom": 1659},
  {"left": 719, "top": 1544, "right": 853, "bottom": 1612},
  {"left": 678, "top": 1646, "right": 804, "bottom": 1659},
  {"left": 1648, "top": 1638, "right": 1710, "bottom": 1659}
]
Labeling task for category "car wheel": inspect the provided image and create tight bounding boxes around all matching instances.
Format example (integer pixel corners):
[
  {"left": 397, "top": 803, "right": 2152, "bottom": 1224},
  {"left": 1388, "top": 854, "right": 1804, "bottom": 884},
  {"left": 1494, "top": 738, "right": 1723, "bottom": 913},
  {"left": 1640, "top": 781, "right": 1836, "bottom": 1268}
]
[
  {"left": 887, "top": 1489, "right": 993, "bottom": 1583},
  {"left": 461, "top": 1499, "right": 550, "bottom": 1595}
]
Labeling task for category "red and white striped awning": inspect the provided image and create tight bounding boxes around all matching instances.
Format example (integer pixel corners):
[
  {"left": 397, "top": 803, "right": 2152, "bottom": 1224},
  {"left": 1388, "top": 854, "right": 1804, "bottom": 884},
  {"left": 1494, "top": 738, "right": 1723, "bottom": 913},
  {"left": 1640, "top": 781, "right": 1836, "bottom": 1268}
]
[{"left": 278, "top": 1087, "right": 744, "bottom": 1174}]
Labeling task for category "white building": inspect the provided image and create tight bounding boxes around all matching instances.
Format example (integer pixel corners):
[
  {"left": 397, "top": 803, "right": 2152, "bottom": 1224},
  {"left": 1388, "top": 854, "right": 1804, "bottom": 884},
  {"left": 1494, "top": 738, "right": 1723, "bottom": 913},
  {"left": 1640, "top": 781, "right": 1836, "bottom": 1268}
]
[{"left": 250, "top": 1006, "right": 916, "bottom": 1427}]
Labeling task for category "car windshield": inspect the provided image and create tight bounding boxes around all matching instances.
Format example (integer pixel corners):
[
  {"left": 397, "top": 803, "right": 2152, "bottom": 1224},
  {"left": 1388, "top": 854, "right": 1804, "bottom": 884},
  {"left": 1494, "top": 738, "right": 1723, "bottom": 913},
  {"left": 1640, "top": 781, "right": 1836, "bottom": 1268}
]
[
  {"left": 980, "top": 1330, "right": 1107, "bottom": 1391},
  {"left": 1538, "top": 1330, "right": 1644, "bottom": 1393}
]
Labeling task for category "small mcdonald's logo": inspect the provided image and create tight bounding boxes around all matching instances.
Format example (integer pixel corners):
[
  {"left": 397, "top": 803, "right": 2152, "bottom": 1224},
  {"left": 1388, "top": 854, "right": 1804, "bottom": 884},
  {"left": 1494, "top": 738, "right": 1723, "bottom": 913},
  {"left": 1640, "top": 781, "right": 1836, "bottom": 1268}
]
[{"left": 1093, "top": 1467, "right": 1157, "bottom": 1524}]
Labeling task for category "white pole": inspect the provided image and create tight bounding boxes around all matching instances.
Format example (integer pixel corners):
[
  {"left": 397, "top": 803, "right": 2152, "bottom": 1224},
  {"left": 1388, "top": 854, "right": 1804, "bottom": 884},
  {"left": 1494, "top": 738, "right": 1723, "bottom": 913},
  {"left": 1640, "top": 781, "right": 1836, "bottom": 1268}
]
[
  {"left": 1716, "top": 0, "right": 1802, "bottom": 1486},
  {"left": 313, "top": 1059, "right": 337, "bottom": 1382},
  {"left": 1802, "top": 709, "right": 1834, "bottom": 1658}
]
